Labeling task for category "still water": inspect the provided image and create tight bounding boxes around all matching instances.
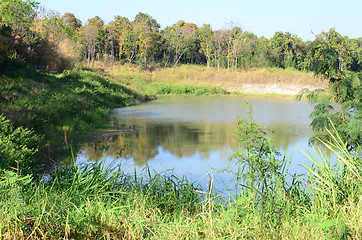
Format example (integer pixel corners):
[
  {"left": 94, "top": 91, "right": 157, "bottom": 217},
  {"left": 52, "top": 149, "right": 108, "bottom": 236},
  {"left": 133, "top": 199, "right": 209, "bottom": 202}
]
[{"left": 76, "top": 95, "right": 317, "bottom": 189}]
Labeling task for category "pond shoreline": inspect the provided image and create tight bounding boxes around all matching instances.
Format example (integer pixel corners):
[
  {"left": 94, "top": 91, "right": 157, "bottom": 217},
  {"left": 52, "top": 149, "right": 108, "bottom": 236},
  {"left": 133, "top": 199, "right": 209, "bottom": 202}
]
[{"left": 225, "top": 83, "right": 320, "bottom": 95}]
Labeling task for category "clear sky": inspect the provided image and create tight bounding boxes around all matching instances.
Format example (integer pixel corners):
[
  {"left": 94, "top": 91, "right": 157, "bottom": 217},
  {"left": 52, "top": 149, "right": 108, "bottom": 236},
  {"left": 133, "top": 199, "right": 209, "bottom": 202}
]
[{"left": 38, "top": 0, "right": 362, "bottom": 41}]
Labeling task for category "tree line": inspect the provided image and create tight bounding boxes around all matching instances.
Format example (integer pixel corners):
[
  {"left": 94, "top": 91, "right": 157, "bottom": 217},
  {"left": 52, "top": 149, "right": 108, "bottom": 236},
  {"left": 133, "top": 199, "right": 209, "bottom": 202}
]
[{"left": 1, "top": 0, "right": 362, "bottom": 73}]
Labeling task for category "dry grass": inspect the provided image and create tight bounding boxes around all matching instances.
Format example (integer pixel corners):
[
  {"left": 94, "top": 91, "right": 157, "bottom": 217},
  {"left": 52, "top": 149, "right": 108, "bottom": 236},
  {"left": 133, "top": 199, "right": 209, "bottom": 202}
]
[
  {"left": 152, "top": 65, "right": 327, "bottom": 95},
  {"left": 97, "top": 63, "right": 328, "bottom": 95}
]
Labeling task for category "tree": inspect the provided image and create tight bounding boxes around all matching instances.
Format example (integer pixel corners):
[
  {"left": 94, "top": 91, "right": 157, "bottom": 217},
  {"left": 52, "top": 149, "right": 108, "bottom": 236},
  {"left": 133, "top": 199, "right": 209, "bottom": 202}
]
[
  {"left": 252, "top": 37, "right": 271, "bottom": 68},
  {"left": 103, "top": 23, "right": 119, "bottom": 63},
  {"left": 212, "top": 30, "right": 226, "bottom": 70},
  {"left": 298, "top": 29, "right": 362, "bottom": 150},
  {"left": 134, "top": 12, "right": 160, "bottom": 29},
  {"left": 0, "top": 25, "right": 11, "bottom": 64},
  {"left": 230, "top": 26, "right": 243, "bottom": 71},
  {"left": 113, "top": 16, "right": 137, "bottom": 66},
  {"left": 135, "top": 14, "right": 160, "bottom": 69},
  {"left": 0, "top": 0, "right": 38, "bottom": 59},
  {"left": 79, "top": 16, "right": 104, "bottom": 64},
  {"left": 163, "top": 21, "right": 198, "bottom": 68},
  {"left": 268, "top": 32, "right": 306, "bottom": 69},
  {"left": 238, "top": 31, "right": 258, "bottom": 69},
  {"left": 348, "top": 38, "right": 362, "bottom": 72},
  {"left": 61, "top": 12, "right": 82, "bottom": 38},
  {"left": 0, "top": 0, "right": 38, "bottom": 37},
  {"left": 198, "top": 24, "right": 213, "bottom": 67}
]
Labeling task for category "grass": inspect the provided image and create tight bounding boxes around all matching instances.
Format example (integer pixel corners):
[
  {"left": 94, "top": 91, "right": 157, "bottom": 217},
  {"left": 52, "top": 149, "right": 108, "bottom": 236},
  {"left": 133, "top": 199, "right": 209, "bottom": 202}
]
[
  {"left": 0, "top": 120, "right": 360, "bottom": 239},
  {"left": 105, "top": 63, "right": 229, "bottom": 96},
  {"left": 100, "top": 63, "right": 328, "bottom": 96},
  {"left": 0, "top": 64, "right": 151, "bottom": 144}
]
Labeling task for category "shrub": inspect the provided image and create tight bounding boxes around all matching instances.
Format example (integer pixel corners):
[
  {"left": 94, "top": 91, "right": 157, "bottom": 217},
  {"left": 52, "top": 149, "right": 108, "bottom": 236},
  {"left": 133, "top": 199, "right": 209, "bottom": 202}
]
[{"left": 0, "top": 115, "right": 39, "bottom": 173}]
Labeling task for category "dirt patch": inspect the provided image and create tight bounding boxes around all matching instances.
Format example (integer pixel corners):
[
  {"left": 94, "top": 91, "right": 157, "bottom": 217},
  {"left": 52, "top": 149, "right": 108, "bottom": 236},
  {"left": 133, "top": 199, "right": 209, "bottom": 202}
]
[{"left": 225, "top": 83, "right": 321, "bottom": 95}]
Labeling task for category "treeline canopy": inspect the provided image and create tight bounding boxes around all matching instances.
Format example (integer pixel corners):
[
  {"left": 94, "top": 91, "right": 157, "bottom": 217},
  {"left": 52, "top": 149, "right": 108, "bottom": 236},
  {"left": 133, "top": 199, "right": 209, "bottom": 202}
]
[{"left": 1, "top": 0, "right": 362, "bottom": 73}]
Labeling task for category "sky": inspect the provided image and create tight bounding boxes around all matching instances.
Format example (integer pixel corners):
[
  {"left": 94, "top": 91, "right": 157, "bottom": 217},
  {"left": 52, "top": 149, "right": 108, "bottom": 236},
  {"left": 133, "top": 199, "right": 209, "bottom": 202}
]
[{"left": 38, "top": 0, "right": 362, "bottom": 41}]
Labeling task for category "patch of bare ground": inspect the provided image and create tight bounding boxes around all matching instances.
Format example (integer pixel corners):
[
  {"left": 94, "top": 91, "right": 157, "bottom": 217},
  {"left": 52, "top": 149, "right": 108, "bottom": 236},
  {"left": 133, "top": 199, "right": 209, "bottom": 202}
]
[
  {"left": 225, "top": 83, "right": 321, "bottom": 95},
  {"left": 150, "top": 65, "right": 328, "bottom": 95}
]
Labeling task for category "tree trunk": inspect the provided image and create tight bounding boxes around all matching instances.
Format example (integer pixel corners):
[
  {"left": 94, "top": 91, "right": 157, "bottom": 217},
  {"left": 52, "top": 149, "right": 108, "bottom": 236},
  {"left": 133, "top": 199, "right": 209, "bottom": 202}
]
[
  {"left": 173, "top": 52, "right": 184, "bottom": 68},
  {"left": 111, "top": 40, "right": 114, "bottom": 63}
]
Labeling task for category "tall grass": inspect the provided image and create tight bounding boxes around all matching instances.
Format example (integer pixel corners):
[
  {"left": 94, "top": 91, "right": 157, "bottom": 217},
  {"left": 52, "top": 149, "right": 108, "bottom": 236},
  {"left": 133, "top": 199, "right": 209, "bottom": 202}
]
[
  {"left": 0, "top": 123, "right": 360, "bottom": 239},
  {"left": 106, "top": 64, "right": 229, "bottom": 96},
  {"left": 102, "top": 63, "right": 327, "bottom": 96}
]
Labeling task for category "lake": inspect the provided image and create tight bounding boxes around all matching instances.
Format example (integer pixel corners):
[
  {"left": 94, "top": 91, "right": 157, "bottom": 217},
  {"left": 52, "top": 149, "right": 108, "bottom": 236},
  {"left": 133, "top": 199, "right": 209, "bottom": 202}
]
[{"left": 76, "top": 95, "right": 317, "bottom": 190}]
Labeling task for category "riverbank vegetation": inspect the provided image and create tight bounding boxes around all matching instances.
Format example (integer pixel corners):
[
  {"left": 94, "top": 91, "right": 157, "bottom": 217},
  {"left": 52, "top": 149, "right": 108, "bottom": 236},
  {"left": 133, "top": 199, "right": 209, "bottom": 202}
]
[
  {"left": 1, "top": 114, "right": 361, "bottom": 239},
  {"left": 0, "top": 0, "right": 361, "bottom": 239}
]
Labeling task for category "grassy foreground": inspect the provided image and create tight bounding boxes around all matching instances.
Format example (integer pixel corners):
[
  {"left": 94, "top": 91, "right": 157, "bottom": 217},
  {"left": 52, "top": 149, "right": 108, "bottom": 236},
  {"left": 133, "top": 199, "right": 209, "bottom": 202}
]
[{"left": 0, "top": 126, "right": 361, "bottom": 239}]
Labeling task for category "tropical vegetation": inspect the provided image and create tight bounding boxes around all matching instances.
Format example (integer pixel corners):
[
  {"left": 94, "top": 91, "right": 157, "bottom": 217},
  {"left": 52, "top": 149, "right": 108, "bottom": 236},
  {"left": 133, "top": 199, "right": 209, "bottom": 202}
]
[{"left": 0, "top": 0, "right": 361, "bottom": 239}]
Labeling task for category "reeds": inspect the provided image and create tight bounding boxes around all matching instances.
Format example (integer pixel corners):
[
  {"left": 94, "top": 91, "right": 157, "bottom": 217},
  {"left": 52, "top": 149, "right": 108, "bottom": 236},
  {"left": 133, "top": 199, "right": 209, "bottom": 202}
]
[{"left": 1, "top": 125, "right": 360, "bottom": 239}]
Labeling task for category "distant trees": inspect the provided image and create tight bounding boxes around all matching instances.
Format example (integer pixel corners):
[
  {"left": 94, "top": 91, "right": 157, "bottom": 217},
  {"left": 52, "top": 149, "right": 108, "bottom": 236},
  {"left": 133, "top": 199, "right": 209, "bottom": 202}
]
[
  {"left": 79, "top": 16, "right": 104, "bottom": 64},
  {"left": 134, "top": 12, "right": 161, "bottom": 69},
  {"left": 163, "top": 21, "right": 199, "bottom": 68},
  {"left": 0, "top": 0, "right": 38, "bottom": 63},
  {"left": 198, "top": 24, "right": 213, "bottom": 67},
  {"left": 1, "top": 3, "right": 362, "bottom": 76},
  {"left": 268, "top": 32, "right": 307, "bottom": 70}
]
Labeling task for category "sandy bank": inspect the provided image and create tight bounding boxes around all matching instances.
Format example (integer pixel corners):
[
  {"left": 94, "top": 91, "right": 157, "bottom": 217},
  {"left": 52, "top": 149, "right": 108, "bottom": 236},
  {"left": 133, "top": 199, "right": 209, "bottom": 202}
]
[{"left": 225, "top": 83, "right": 321, "bottom": 95}]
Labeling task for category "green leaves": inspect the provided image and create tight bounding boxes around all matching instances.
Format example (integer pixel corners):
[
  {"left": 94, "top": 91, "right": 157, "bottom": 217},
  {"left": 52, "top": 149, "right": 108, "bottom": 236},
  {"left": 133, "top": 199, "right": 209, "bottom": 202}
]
[
  {"left": 0, "top": 115, "right": 39, "bottom": 173},
  {"left": 300, "top": 29, "right": 362, "bottom": 150},
  {"left": 0, "top": 0, "right": 38, "bottom": 30}
]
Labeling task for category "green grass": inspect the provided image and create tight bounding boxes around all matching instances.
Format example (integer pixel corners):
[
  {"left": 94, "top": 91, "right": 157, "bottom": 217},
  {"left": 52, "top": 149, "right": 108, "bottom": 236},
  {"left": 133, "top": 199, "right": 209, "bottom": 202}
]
[
  {"left": 0, "top": 65, "right": 150, "bottom": 144},
  {"left": 0, "top": 121, "right": 360, "bottom": 239},
  {"left": 107, "top": 65, "right": 230, "bottom": 96}
]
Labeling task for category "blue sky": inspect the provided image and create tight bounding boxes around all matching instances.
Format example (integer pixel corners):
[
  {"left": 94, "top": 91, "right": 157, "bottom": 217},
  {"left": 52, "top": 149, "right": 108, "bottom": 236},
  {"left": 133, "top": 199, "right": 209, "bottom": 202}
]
[{"left": 38, "top": 0, "right": 361, "bottom": 41}]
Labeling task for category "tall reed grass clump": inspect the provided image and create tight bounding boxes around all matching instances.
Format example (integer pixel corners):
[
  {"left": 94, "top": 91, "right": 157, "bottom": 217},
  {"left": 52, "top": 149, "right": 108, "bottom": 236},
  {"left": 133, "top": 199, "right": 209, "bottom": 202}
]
[
  {"left": 227, "top": 105, "right": 361, "bottom": 239},
  {"left": 0, "top": 161, "right": 204, "bottom": 239}
]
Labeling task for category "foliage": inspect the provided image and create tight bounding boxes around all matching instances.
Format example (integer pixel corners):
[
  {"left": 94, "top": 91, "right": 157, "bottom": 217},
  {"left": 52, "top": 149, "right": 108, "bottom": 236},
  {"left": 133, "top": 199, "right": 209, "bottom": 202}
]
[
  {"left": 2, "top": 2, "right": 362, "bottom": 74},
  {"left": 303, "top": 123, "right": 362, "bottom": 214},
  {"left": 0, "top": 115, "right": 38, "bottom": 173},
  {"left": 298, "top": 28, "right": 362, "bottom": 150},
  {"left": 230, "top": 103, "right": 306, "bottom": 229},
  {"left": 0, "top": 0, "right": 38, "bottom": 35}
]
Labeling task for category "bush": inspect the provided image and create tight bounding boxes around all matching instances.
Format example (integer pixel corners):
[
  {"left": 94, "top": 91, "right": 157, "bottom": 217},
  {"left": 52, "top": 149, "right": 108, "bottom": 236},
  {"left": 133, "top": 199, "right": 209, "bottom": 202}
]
[{"left": 0, "top": 115, "right": 39, "bottom": 173}]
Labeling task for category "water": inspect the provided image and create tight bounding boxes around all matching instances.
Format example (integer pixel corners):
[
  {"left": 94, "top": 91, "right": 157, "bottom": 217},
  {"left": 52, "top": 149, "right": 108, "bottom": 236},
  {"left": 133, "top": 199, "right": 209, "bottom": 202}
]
[{"left": 76, "top": 95, "right": 317, "bottom": 190}]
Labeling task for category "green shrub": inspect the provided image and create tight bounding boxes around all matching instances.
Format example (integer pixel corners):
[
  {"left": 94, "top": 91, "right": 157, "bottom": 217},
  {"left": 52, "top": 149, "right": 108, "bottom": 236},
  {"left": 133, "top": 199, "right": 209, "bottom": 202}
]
[{"left": 0, "top": 115, "right": 39, "bottom": 173}]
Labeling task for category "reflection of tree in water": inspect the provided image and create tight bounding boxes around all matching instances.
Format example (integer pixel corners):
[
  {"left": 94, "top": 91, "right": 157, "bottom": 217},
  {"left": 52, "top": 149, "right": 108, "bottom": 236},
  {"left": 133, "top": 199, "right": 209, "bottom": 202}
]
[
  {"left": 267, "top": 123, "right": 313, "bottom": 151},
  {"left": 81, "top": 135, "right": 119, "bottom": 162},
  {"left": 80, "top": 122, "right": 235, "bottom": 167},
  {"left": 79, "top": 121, "right": 317, "bottom": 167}
]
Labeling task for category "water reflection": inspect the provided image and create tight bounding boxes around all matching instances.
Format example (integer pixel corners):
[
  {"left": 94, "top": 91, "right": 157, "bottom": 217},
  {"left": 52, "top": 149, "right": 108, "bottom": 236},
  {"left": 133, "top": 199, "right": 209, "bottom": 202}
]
[
  {"left": 80, "top": 121, "right": 236, "bottom": 166},
  {"left": 77, "top": 96, "right": 316, "bottom": 178}
]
